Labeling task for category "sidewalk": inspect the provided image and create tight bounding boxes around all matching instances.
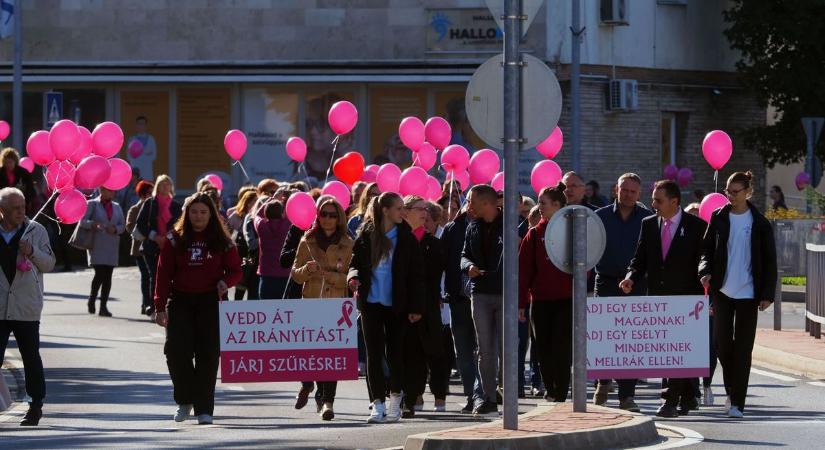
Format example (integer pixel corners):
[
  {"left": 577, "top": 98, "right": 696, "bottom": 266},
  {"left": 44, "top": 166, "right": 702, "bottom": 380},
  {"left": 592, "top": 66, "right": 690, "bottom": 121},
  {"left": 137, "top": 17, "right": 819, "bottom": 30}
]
[
  {"left": 753, "top": 328, "right": 825, "bottom": 380},
  {"left": 404, "top": 403, "right": 658, "bottom": 450}
]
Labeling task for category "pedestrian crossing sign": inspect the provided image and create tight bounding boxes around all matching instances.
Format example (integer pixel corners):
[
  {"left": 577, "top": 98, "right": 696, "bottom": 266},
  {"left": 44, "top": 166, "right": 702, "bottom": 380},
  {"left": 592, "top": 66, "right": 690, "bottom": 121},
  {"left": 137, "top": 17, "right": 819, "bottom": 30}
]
[{"left": 44, "top": 91, "right": 63, "bottom": 128}]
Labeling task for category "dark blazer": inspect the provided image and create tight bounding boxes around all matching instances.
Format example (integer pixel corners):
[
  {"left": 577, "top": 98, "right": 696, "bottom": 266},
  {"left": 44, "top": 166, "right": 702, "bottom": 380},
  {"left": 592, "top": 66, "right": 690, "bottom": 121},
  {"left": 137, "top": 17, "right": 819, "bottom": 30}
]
[
  {"left": 440, "top": 212, "right": 470, "bottom": 301},
  {"left": 699, "top": 202, "right": 777, "bottom": 302},
  {"left": 626, "top": 212, "right": 706, "bottom": 296},
  {"left": 135, "top": 196, "right": 182, "bottom": 254},
  {"left": 347, "top": 221, "right": 425, "bottom": 316}
]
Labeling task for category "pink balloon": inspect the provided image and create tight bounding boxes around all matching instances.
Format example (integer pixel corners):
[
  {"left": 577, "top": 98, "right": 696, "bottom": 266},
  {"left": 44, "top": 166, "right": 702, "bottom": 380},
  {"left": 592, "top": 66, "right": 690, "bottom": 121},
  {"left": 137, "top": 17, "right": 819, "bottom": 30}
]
[
  {"left": 796, "top": 171, "right": 812, "bottom": 191},
  {"left": 425, "top": 176, "right": 442, "bottom": 201},
  {"left": 70, "top": 126, "right": 93, "bottom": 165},
  {"left": 49, "top": 119, "right": 80, "bottom": 161},
  {"left": 699, "top": 193, "right": 730, "bottom": 223},
  {"left": 376, "top": 163, "right": 401, "bottom": 194},
  {"left": 446, "top": 170, "right": 471, "bottom": 192},
  {"left": 285, "top": 192, "right": 317, "bottom": 231},
  {"left": 286, "top": 137, "right": 307, "bottom": 163},
  {"left": 328, "top": 101, "right": 358, "bottom": 136},
  {"left": 536, "top": 127, "right": 563, "bottom": 159},
  {"left": 203, "top": 174, "right": 224, "bottom": 191},
  {"left": 413, "top": 142, "right": 437, "bottom": 171},
  {"left": 321, "top": 181, "right": 351, "bottom": 210},
  {"left": 677, "top": 167, "right": 693, "bottom": 188},
  {"left": 74, "top": 155, "right": 112, "bottom": 190},
  {"left": 103, "top": 158, "right": 133, "bottom": 191},
  {"left": 224, "top": 129, "right": 247, "bottom": 161},
  {"left": 399, "top": 166, "right": 429, "bottom": 197},
  {"left": 0, "top": 120, "right": 9, "bottom": 141},
  {"left": 663, "top": 164, "right": 679, "bottom": 181},
  {"left": 91, "top": 122, "right": 124, "bottom": 158},
  {"left": 361, "top": 164, "right": 379, "bottom": 183},
  {"left": 441, "top": 144, "right": 470, "bottom": 173},
  {"left": 399, "top": 117, "right": 425, "bottom": 151},
  {"left": 702, "top": 130, "right": 733, "bottom": 170},
  {"left": 19, "top": 157, "right": 35, "bottom": 173},
  {"left": 491, "top": 171, "right": 504, "bottom": 192},
  {"left": 54, "top": 189, "right": 88, "bottom": 224},
  {"left": 425, "top": 117, "right": 451, "bottom": 150},
  {"left": 46, "top": 161, "right": 76, "bottom": 192},
  {"left": 127, "top": 139, "right": 144, "bottom": 159},
  {"left": 531, "top": 160, "right": 563, "bottom": 194},
  {"left": 26, "top": 130, "right": 55, "bottom": 166},
  {"left": 469, "top": 149, "right": 500, "bottom": 185}
]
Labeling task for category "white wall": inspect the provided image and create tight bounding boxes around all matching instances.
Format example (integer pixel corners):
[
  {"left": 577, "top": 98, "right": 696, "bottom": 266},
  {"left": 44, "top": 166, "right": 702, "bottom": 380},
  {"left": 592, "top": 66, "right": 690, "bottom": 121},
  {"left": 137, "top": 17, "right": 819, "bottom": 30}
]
[{"left": 546, "top": 0, "right": 740, "bottom": 71}]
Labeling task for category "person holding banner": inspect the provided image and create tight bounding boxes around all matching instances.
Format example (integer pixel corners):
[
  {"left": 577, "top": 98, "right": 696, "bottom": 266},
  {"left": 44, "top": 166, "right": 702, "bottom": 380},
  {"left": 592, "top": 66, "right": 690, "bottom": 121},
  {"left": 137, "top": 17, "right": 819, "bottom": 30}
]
[
  {"left": 153, "top": 192, "right": 243, "bottom": 425},
  {"left": 290, "top": 196, "right": 354, "bottom": 421},
  {"left": 620, "top": 180, "right": 706, "bottom": 418},
  {"left": 699, "top": 171, "right": 777, "bottom": 419},
  {"left": 593, "top": 173, "right": 653, "bottom": 412},
  {"left": 347, "top": 192, "right": 425, "bottom": 424},
  {"left": 518, "top": 182, "right": 574, "bottom": 403}
]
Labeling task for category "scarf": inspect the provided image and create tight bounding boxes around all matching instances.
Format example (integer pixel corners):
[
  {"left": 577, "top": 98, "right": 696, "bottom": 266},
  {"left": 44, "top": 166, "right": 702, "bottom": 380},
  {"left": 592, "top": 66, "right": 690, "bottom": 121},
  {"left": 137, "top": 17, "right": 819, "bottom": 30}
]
[
  {"left": 156, "top": 195, "right": 172, "bottom": 235},
  {"left": 315, "top": 228, "right": 340, "bottom": 253},
  {"left": 4, "top": 168, "right": 15, "bottom": 187},
  {"left": 413, "top": 226, "right": 426, "bottom": 242}
]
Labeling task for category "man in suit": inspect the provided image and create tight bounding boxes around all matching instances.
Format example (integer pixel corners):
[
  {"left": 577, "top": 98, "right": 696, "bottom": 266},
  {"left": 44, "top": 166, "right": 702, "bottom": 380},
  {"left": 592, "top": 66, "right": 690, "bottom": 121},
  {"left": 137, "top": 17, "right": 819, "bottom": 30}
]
[{"left": 619, "top": 180, "right": 707, "bottom": 418}]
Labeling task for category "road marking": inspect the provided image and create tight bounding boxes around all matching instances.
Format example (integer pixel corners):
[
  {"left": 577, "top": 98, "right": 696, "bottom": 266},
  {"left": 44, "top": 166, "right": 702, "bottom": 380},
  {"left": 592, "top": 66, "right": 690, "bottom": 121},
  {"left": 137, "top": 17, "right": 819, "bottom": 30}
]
[
  {"left": 635, "top": 424, "right": 704, "bottom": 449},
  {"left": 220, "top": 385, "right": 245, "bottom": 391},
  {"left": 750, "top": 368, "right": 798, "bottom": 382},
  {"left": 808, "top": 381, "right": 825, "bottom": 388}
]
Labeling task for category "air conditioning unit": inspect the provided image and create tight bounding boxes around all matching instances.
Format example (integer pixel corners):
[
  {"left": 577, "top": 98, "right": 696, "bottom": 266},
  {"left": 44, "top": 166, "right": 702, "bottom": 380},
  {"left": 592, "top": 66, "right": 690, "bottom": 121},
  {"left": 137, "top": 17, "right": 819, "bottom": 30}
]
[
  {"left": 600, "top": 0, "right": 629, "bottom": 25},
  {"left": 607, "top": 79, "right": 638, "bottom": 112}
]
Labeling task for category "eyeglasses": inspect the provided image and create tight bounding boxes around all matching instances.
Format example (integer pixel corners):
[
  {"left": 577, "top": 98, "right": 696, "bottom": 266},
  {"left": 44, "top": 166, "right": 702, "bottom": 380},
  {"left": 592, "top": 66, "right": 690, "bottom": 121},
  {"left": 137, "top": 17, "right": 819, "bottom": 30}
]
[
  {"left": 724, "top": 187, "right": 745, "bottom": 196},
  {"left": 319, "top": 212, "right": 339, "bottom": 219}
]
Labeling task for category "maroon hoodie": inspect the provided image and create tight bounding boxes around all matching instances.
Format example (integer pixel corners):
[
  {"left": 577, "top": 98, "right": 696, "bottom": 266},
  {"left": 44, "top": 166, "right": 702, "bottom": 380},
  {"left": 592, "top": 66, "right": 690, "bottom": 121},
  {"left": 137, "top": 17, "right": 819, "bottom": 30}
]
[{"left": 518, "top": 218, "right": 574, "bottom": 309}]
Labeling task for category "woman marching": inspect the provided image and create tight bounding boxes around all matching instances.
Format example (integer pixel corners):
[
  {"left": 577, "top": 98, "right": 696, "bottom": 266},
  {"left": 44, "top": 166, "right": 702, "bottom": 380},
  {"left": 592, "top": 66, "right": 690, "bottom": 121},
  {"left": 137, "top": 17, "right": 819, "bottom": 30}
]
[
  {"left": 518, "top": 183, "right": 574, "bottom": 403},
  {"left": 700, "top": 171, "right": 777, "bottom": 418},
  {"left": 80, "top": 187, "right": 125, "bottom": 317},
  {"left": 290, "top": 196, "right": 354, "bottom": 421},
  {"left": 153, "top": 192, "right": 243, "bottom": 425},
  {"left": 347, "top": 192, "right": 425, "bottom": 423}
]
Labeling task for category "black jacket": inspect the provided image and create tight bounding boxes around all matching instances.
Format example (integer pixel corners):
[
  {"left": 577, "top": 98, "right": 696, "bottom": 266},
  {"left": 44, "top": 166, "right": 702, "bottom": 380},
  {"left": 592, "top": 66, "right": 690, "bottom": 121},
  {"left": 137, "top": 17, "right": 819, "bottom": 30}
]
[
  {"left": 440, "top": 212, "right": 470, "bottom": 301},
  {"left": 415, "top": 233, "right": 446, "bottom": 357},
  {"left": 347, "top": 221, "right": 425, "bottom": 316},
  {"left": 460, "top": 211, "right": 504, "bottom": 295},
  {"left": 699, "top": 202, "right": 777, "bottom": 302},
  {"left": 627, "top": 212, "right": 706, "bottom": 296},
  {"left": 135, "top": 197, "right": 182, "bottom": 254}
]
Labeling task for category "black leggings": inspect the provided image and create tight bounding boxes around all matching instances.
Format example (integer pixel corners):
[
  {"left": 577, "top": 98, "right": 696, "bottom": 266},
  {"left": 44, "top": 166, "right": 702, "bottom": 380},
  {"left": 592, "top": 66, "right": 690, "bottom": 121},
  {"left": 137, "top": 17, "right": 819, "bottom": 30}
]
[
  {"left": 714, "top": 292, "right": 759, "bottom": 411},
  {"left": 531, "top": 299, "right": 573, "bottom": 402},
  {"left": 90, "top": 265, "right": 115, "bottom": 304},
  {"left": 361, "top": 303, "right": 406, "bottom": 403}
]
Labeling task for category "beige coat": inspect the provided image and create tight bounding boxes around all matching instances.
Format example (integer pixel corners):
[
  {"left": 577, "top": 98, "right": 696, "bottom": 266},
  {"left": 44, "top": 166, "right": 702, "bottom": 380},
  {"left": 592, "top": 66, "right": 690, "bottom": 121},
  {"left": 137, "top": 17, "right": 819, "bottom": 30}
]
[
  {"left": 0, "top": 220, "right": 56, "bottom": 322},
  {"left": 126, "top": 198, "right": 147, "bottom": 257},
  {"left": 291, "top": 233, "right": 354, "bottom": 299}
]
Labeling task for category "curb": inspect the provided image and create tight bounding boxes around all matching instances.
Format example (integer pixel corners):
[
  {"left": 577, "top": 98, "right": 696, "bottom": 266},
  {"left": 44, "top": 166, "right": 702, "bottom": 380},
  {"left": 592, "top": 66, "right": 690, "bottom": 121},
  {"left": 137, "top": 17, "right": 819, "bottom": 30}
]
[
  {"left": 752, "top": 343, "right": 825, "bottom": 380},
  {"left": 403, "top": 404, "right": 658, "bottom": 450}
]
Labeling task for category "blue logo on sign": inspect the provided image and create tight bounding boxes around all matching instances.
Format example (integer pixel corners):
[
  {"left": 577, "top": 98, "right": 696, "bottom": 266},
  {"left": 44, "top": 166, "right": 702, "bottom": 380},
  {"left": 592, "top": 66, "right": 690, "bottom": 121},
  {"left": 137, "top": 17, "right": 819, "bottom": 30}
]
[{"left": 431, "top": 13, "right": 452, "bottom": 42}]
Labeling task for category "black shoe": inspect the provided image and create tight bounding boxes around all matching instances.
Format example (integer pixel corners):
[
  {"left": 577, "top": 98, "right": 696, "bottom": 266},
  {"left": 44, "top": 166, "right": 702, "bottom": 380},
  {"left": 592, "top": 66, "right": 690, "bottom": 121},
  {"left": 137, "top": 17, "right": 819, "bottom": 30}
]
[
  {"left": 20, "top": 406, "right": 42, "bottom": 426},
  {"left": 99, "top": 306, "right": 112, "bottom": 317},
  {"left": 460, "top": 399, "right": 474, "bottom": 414},
  {"left": 656, "top": 404, "right": 679, "bottom": 418},
  {"left": 679, "top": 397, "right": 698, "bottom": 415},
  {"left": 473, "top": 401, "right": 499, "bottom": 417},
  {"left": 87, "top": 300, "right": 95, "bottom": 314},
  {"left": 401, "top": 407, "right": 415, "bottom": 419},
  {"left": 295, "top": 386, "right": 313, "bottom": 409}
]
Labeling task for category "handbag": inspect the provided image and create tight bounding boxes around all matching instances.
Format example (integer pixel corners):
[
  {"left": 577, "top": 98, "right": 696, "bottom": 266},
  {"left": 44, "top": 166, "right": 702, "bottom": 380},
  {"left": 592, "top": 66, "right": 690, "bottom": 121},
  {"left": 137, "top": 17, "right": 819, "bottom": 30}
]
[{"left": 68, "top": 202, "right": 97, "bottom": 250}]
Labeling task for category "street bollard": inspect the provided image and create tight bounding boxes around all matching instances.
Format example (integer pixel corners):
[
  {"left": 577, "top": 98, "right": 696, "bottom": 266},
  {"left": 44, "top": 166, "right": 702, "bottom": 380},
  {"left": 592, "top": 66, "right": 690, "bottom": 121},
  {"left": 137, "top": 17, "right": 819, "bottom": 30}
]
[{"left": 571, "top": 206, "right": 588, "bottom": 413}]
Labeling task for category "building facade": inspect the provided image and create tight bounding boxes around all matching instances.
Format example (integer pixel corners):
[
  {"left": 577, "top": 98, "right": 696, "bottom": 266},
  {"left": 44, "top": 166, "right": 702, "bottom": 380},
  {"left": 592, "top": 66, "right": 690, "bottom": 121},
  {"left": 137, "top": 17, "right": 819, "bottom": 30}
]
[{"left": 0, "top": 0, "right": 766, "bottom": 203}]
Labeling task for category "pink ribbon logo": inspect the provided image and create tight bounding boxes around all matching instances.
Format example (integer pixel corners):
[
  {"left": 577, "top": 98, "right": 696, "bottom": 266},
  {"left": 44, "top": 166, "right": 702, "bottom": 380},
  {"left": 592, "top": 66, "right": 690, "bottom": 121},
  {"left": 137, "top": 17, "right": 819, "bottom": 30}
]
[
  {"left": 337, "top": 300, "right": 354, "bottom": 328},
  {"left": 689, "top": 301, "right": 704, "bottom": 320}
]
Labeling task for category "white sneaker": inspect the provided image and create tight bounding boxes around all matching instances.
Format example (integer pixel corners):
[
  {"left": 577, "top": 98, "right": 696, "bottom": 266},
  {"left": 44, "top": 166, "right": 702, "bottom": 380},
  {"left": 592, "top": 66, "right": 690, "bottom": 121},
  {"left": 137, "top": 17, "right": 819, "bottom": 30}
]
[
  {"left": 385, "top": 393, "right": 402, "bottom": 422},
  {"left": 197, "top": 414, "right": 213, "bottom": 425},
  {"left": 367, "top": 400, "right": 386, "bottom": 423},
  {"left": 433, "top": 404, "right": 447, "bottom": 412},
  {"left": 727, "top": 406, "right": 744, "bottom": 418},
  {"left": 703, "top": 386, "right": 715, "bottom": 406},
  {"left": 174, "top": 404, "right": 192, "bottom": 422}
]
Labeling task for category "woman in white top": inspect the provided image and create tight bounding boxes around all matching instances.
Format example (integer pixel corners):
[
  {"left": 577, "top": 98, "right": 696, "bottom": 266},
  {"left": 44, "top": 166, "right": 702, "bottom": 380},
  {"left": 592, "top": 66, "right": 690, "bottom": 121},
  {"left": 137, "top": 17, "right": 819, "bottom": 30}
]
[{"left": 699, "top": 171, "right": 777, "bottom": 419}]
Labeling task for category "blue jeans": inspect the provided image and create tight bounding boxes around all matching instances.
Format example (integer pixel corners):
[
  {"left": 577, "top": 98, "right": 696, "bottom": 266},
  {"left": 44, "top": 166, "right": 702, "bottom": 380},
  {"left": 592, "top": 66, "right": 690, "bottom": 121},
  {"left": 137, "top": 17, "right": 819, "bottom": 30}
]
[
  {"left": 259, "top": 276, "right": 287, "bottom": 300},
  {"left": 136, "top": 256, "right": 151, "bottom": 310},
  {"left": 449, "top": 295, "right": 483, "bottom": 403}
]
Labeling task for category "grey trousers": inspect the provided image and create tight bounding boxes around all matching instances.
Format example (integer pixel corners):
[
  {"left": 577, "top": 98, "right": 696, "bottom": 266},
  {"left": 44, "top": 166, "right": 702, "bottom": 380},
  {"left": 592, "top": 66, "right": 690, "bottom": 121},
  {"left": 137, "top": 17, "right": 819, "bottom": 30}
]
[{"left": 471, "top": 292, "right": 502, "bottom": 403}]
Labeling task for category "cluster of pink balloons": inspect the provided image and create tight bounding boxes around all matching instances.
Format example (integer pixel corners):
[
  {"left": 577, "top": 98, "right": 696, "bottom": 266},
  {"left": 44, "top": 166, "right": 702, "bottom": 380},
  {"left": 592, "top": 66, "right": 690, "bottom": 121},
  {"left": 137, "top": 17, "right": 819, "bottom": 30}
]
[
  {"left": 26, "top": 120, "right": 132, "bottom": 224},
  {"left": 662, "top": 164, "right": 694, "bottom": 188}
]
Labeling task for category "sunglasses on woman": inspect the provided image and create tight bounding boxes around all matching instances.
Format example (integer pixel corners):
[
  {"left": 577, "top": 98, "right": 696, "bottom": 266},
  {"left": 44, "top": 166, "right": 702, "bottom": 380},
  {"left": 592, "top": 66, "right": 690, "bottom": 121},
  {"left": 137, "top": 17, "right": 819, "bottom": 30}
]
[{"left": 319, "top": 211, "right": 339, "bottom": 219}]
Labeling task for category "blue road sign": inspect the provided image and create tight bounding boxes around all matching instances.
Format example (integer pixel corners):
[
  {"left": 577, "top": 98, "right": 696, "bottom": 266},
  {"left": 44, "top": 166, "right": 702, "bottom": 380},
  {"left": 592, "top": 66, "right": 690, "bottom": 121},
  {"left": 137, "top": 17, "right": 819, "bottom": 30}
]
[{"left": 44, "top": 91, "right": 63, "bottom": 128}]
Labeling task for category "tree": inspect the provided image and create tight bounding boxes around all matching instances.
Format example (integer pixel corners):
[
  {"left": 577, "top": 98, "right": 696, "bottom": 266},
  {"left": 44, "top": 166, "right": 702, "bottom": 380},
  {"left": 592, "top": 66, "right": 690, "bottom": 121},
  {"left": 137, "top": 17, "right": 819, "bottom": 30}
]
[{"left": 723, "top": 0, "right": 825, "bottom": 167}]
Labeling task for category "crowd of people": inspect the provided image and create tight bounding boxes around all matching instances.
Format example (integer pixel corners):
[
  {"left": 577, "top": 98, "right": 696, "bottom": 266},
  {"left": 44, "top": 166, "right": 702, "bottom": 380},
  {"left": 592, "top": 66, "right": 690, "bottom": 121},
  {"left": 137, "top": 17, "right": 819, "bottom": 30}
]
[{"left": 0, "top": 143, "right": 778, "bottom": 428}]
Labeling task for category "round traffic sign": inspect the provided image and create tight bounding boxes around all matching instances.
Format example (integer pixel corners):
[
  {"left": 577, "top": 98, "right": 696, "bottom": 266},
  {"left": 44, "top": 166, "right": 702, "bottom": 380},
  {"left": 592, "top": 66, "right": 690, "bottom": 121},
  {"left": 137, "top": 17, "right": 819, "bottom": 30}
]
[{"left": 544, "top": 206, "right": 606, "bottom": 274}]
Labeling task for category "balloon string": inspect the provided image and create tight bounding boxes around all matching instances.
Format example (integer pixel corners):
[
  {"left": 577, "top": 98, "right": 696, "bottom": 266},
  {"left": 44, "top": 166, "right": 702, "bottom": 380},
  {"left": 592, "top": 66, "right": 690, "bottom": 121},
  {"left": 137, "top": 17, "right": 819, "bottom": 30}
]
[
  {"left": 22, "top": 190, "right": 59, "bottom": 237},
  {"left": 324, "top": 135, "right": 341, "bottom": 186},
  {"left": 233, "top": 160, "right": 251, "bottom": 184},
  {"left": 714, "top": 170, "right": 718, "bottom": 193},
  {"left": 299, "top": 162, "right": 312, "bottom": 187},
  {"left": 448, "top": 173, "right": 455, "bottom": 218}
]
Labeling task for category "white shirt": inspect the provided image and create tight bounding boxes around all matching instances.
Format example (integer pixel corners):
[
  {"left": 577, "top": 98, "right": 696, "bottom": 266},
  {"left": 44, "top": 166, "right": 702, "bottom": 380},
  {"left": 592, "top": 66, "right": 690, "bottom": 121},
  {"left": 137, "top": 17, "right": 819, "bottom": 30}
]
[
  {"left": 721, "top": 209, "right": 754, "bottom": 299},
  {"left": 660, "top": 209, "right": 682, "bottom": 242}
]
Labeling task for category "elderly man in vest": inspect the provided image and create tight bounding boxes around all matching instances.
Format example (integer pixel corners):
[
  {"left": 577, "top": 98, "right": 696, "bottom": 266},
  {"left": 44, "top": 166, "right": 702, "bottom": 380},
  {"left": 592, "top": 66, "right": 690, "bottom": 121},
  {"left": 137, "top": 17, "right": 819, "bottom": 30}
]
[{"left": 0, "top": 187, "right": 55, "bottom": 426}]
